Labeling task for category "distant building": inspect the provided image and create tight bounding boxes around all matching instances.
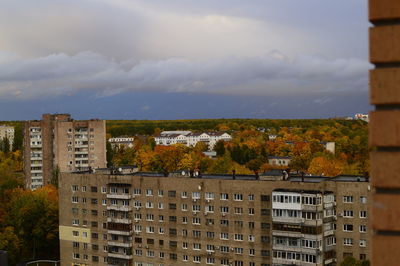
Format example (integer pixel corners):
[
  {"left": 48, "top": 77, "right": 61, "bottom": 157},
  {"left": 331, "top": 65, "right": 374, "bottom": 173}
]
[
  {"left": 323, "top": 141, "right": 336, "bottom": 154},
  {"left": 108, "top": 137, "right": 135, "bottom": 150},
  {"left": 268, "top": 134, "right": 278, "bottom": 140},
  {"left": 23, "top": 114, "right": 107, "bottom": 190},
  {"left": 354, "top": 113, "right": 369, "bottom": 122},
  {"left": 155, "top": 131, "right": 232, "bottom": 150},
  {"left": 0, "top": 125, "right": 14, "bottom": 151},
  {"left": 268, "top": 156, "right": 291, "bottom": 167}
]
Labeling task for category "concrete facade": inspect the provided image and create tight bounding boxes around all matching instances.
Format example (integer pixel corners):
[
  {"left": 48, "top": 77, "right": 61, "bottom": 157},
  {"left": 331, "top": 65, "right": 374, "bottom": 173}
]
[
  {"left": 59, "top": 172, "right": 371, "bottom": 266},
  {"left": 23, "top": 114, "right": 107, "bottom": 190}
]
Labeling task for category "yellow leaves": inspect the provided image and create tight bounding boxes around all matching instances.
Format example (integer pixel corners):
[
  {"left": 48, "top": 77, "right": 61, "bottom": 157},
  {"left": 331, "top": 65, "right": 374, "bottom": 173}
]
[{"left": 307, "top": 156, "right": 345, "bottom": 177}]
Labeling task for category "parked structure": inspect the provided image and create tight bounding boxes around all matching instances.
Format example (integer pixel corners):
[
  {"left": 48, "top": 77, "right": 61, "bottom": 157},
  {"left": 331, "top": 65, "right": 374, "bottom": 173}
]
[
  {"left": 155, "top": 131, "right": 232, "bottom": 150},
  {"left": 0, "top": 125, "right": 14, "bottom": 151},
  {"left": 59, "top": 171, "right": 370, "bottom": 266},
  {"left": 23, "top": 114, "right": 107, "bottom": 190}
]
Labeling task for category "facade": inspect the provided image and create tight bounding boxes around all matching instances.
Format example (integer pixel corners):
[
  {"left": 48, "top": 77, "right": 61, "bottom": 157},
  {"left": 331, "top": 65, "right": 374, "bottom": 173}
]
[
  {"left": 59, "top": 171, "right": 371, "bottom": 266},
  {"left": 0, "top": 125, "right": 14, "bottom": 150},
  {"left": 267, "top": 156, "right": 291, "bottom": 167},
  {"left": 109, "top": 137, "right": 135, "bottom": 150},
  {"left": 154, "top": 131, "right": 232, "bottom": 150},
  {"left": 23, "top": 114, "right": 107, "bottom": 190}
]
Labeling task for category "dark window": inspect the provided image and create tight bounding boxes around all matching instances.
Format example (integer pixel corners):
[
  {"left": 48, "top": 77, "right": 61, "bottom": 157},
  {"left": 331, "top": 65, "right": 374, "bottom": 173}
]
[
  {"left": 169, "top": 228, "right": 177, "bottom": 236},
  {"left": 261, "top": 195, "right": 270, "bottom": 201},
  {"left": 168, "top": 190, "right": 176, "bottom": 197},
  {"left": 147, "top": 238, "right": 154, "bottom": 244},
  {"left": 91, "top": 221, "right": 98, "bottom": 228},
  {"left": 248, "top": 222, "right": 255, "bottom": 228},
  {"left": 261, "top": 223, "right": 270, "bottom": 229},
  {"left": 91, "top": 186, "right": 97, "bottom": 193},
  {"left": 135, "top": 237, "right": 142, "bottom": 243},
  {"left": 169, "top": 203, "right": 177, "bottom": 210},
  {"left": 92, "top": 244, "right": 99, "bottom": 251},
  {"left": 169, "top": 216, "right": 177, "bottom": 222},
  {"left": 261, "top": 236, "right": 270, "bottom": 243},
  {"left": 169, "top": 241, "right": 177, "bottom": 247},
  {"left": 261, "top": 250, "right": 270, "bottom": 257},
  {"left": 92, "top": 256, "right": 99, "bottom": 262},
  {"left": 159, "top": 239, "right": 164, "bottom": 246},
  {"left": 261, "top": 209, "right": 270, "bottom": 216},
  {"left": 170, "top": 253, "right": 177, "bottom": 260}
]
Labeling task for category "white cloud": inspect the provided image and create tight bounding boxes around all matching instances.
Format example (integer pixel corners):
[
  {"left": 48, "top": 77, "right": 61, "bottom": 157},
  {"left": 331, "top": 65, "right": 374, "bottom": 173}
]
[{"left": 0, "top": 51, "right": 370, "bottom": 99}]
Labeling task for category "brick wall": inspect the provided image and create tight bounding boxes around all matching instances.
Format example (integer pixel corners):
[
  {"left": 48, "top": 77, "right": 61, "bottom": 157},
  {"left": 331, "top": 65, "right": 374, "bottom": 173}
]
[{"left": 369, "top": 0, "right": 400, "bottom": 265}]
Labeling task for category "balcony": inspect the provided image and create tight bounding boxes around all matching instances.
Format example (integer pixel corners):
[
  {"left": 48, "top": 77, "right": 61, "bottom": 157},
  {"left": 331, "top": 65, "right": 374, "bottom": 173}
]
[
  {"left": 108, "top": 241, "right": 132, "bottom": 248},
  {"left": 301, "top": 205, "right": 323, "bottom": 212},
  {"left": 272, "top": 217, "right": 304, "bottom": 224},
  {"left": 107, "top": 230, "right": 133, "bottom": 236},
  {"left": 107, "top": 205, "right": 132, "bottom": 212},
  {"left": 107, "top": 194, "right": 132, "bottom": 200},
  {"left": 30, "top": 170, "right": 43, "bottom": 174},
  {"left": 303, "top": 219, "right": 323, "bottom": 227},
  {"left": 107, "top": 218, "right": 132, "bottom": 224},
  {"left": 107, "top": 253, "right": 133, "bottom": 260},
  {"left": 323, "top": 230, "right": 335, "bottom": 236}
]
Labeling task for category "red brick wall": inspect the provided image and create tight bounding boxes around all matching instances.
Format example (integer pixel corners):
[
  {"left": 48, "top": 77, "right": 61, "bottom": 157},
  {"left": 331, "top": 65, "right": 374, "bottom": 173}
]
[{"left": 369, "top": 0, "right": 400, "bottom": 265}]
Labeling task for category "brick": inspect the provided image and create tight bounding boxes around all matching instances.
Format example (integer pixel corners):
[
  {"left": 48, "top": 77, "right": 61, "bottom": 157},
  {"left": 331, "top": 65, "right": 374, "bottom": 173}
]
[
  {"left": 369, "top": 110, "right": 400, "bottom": 147},
  {"left": 369, "top": 0, "right": 400, "bottom": 22},
  {"left": 371, "top": 151, "right": 400, "bottom": 188},
  {"left": 370, "top": 25, "right": 400, "bottom": 64},
  {"left": 372, "top": 193, "right": 400, "bottom": 231},
  {"left": 373, "top": 234, "right": 400, "bottom": 266},
  {"left": 370, "top": 68, "right": 400, "bottom": 105}
]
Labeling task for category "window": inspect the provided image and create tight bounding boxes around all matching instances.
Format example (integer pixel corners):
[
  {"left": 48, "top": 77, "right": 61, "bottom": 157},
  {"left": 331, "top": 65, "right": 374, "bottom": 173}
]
[
  {"left": 220, "top": 246, "right": 229, "bottom": 253},
  {"left": 192, "top": 192, "right": 201, "bottom": 199},
  {"left": 183, "top": 254, "right": 188, "bottom": 261},
  {"left": 360, "top": 225, "right": 367, "bottom": 233},
  {"left": 205, "top": 205, "right": 214, "bottom": 213},
  {"left": 360, "top": 196, "right": 367, "bottom": 204},
  {"left": 72, "top": 185, "right": 78, "bottom": 192},
  {"left": 133, "top": 188, "right": 141, "bottom": 195},
  {"left": 73, "top": 242, "right": 79, "bottom": 248},
  {"left": 248, "top": 235, "right": 255, "bottom": 242},
  {"left": 182, "top": 217, "right": 188, "bottom": 224},
  {"left": 101, "top": 199, "right": 106, "bottom": 205},
  {"left": 359, "top": 239, "right": 367, "bottom": 247},
  {"left": 234, "top": 194, "right": 243, "bottom": 201},
  {"left": 181, "top": 191, "right": 188, "bottom": 198},
  {"left": 360, "top": 211, "right": 367, "bottom": 218},
  {"left": 261, "top": 195, "right": 270, "bottom": 201},
  {"left": 135, "top": 249, "right": 142, "bottom": 256},
  {"left": 220, "top": 220, "right": 229, "bottom": 226},
  {"left": 169, "top": 216, "right": 177, "bottom": 222},
  {"left": 261, "top": 250, "right": 270, "bottom": 257},
  {"left": 159, "top": 227, "right": 164, "bottom": 234},
  {"left": 158, "top": 215, "right": 164, "bottom": 222},
  {"left": 234, "top": 247, "right": 243, "bottom": 254},
  {"left": 343, "top": 238, "right": 354, "bottom": 246},
  {"left": 193, "top": 230, "right": 201, "bottom": 237},
  {"left": 82, "top": 186, "right": 87, "bottom": 192},
  {"left": 206, "top": 244, "right": 215, "bottom": 251},
  {"left": 261, "top": 223, "right": 270, "bottom": 229},
  {"left": 182, "top": 242, "right": 188, "bottom": 249},
  {"left": 193, "top": 256, "right": 201, "bottom": 263},
  {"left": 72, "top": 196, "right": 79, "bottom": 203},
  {"left": 158, "top": 190, "right": 164, "bottom": 197},
  {"left": 234, "top": 220, "right": 243, "bottom": 227},
  {"left": 158, "top": 202, "right": 164, "bottom": 209},
  {"left": 146, "top": 189, "right": 153, "bottom": 196},
  {"left": 248, "top": 221, "right": 254, "bottom": 228},
  {"left": 146, "top": 201, "right": 154, "bottom": 208},
  {"left": 343, "top": 210, "right": 354, "bottom": 217},
  {"left": 193, "top": 243, "right": 201, "bottom": 250},
  {"left": 146, "top": 214, "right": 154, "bottom": 221},
  {"left": 343, "top": 196, "right": 354, "bottom": 203},
  {"left": 73, "top": 231, "right": 79, "bottom": 237},
  {"left": 205, "top": 192, "right": 215, "bottom": 200},
  {"left": 234, "top": 207, "right": 243, "bottom": 214},
  {"left": 90, "top": 186, "right": 97, "bottom": 193},
  {"left": 146, "top": 226, "right": 155, "bottom": 233},
  {"left": 206, "top": 231, "right": 215, "bottom": 238},
  {"left": 220, "top": 232, "right": 229, "bottom": 240},
  {"left": 101, "top": 187, "right": 107, "bottom": 193},
  {"left": 192, "top": 217, "right": 201, "bottom": 225},
  {"left": 248, "top": 194, "right": 254, "bottom": 201},
  {"left": 234, "top": 234, "right": 243, "bottom": 241},
  {"left": 169, "top": 203, "right": 176, "bottom": 210},
  {"left": 73, "top": 253, "right": 80, "bottom": 259},
  {"left": 220, "top": 206, "right": 229, "bottom": 214},
  {"left": 220, "top": 193, "right": 229, "bottom": 200},
  {"left": 181, "top": 203, "right": 188, "bottom": 211},
  {"left": 249, "top": 249, "right": 255, "bottom": 256},
  {"left": 147, "top": 250, "right": 155, "bottom": 257},
  {"left": 206, "top": 257, "right": 215, "bottom": 264},
  {"left": 261, "top": 209, "right": 270, "bottom": 216},
  {"left": 343, "top": 224, "right": 353, "bottom": 232},
  {"left": 182, "top": 229, "right": 188, "bottom": 236},
  {"left": 192, "top": 205, "right": 201, "bottom": 212},
  {"left": 261, "top": 236, "right": 270, "bottom": 243},
  {"left": 168, "top": 190, "right": 176, "bottom": 197},
  {"left": 248, "top": 208, "right": 255, "bottom": 215}
]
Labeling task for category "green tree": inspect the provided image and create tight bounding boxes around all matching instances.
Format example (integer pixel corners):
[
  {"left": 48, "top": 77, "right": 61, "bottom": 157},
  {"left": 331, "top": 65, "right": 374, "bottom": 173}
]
[
  {"left": 214, "top": 140, "right": 226, "bottom": 156},
  {"left": 106, "top": 140, "right": 114, "bottom": 167},
  {"left": 0, "top": 226, "right": 21, "bottom": 265}
]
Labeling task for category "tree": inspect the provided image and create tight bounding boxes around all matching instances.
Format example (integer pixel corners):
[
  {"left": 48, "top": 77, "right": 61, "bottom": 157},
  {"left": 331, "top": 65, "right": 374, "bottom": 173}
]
[
  {"left": 0, "top": 226, "right": 21, "bottom": 265},
  {"left": 307, "top": 156, "right": 345, "bottom": 176},
  {"left": 246, "top": 158, "right": 265, "bottom": 172},
  {"left": 214, "top": 140, "right": 226, "bottom": 156},
  {"left": 340, "top": 257, "right": 370, "bottom": 266},
  {"left": 106, "top": 140, "right": 114, "bottom": 167}
]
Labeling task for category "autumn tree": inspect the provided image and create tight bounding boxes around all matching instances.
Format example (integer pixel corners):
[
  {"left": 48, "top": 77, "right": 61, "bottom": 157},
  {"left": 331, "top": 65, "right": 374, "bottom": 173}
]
[{"left": 307, "top": 156, "right": 345, "bottom": 176}]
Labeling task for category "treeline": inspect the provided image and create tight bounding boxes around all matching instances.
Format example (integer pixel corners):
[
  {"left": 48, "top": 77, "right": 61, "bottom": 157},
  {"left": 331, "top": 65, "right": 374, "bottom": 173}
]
[{"left": 106, "top": 118, "right": 366, "bottom": 136}]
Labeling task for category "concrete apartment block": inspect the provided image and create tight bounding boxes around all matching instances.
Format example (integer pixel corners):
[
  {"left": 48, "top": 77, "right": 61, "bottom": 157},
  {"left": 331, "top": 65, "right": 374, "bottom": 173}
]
[
  {"left": 369, "top": 0, "right": 400, "bottom": 265},
  {"left": 58, "top": 172, "right": 371, "bottom": 266},
  {"left": 23, "top": 114, "right": 107, "bottom": 190},
  {"left": 0, "top": 125, "right": 14, "bottom": 151}
]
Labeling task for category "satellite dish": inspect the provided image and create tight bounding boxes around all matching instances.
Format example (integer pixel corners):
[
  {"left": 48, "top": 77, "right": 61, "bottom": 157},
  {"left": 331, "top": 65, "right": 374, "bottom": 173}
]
[{"left": 182, "top": 171, "right": 186, "bottom": 176}]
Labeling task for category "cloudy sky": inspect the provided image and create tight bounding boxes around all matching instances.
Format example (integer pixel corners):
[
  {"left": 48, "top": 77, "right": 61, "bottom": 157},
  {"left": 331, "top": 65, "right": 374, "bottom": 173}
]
[{"left": 0, "top": 0, "right": 371, "bottom": 120}]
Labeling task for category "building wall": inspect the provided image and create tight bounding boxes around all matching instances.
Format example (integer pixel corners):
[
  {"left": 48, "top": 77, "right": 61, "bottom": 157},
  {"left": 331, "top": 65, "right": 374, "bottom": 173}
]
[
  {"left": 0, "top": 125, "right": 14, "bottom": 150},
  {"left": 24, "top": 114, "right": 107, "bottom": 190},
  {"left": 369, "top": 0, "right": 400, "bottom": 265},
  {"left": 59, "top": 173, "right": 371, "bottom": 266}
]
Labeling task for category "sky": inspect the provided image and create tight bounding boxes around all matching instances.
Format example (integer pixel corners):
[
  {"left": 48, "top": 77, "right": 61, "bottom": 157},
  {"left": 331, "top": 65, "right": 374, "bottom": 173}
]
[{"left": 0, "top": 0, "right": 371, "bottom": 120}]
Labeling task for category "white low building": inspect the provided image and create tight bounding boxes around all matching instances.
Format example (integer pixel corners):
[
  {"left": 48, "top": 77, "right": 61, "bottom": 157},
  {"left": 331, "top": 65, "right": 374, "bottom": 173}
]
[
  {"left": 0, "top": 125, "right": 14, "bottom": 151},
  {"left": 154, "top": 131, "right": 232, "bottom": 150},
  {"left": 108, "top": 137, "right": 135, "bottom": 150}
]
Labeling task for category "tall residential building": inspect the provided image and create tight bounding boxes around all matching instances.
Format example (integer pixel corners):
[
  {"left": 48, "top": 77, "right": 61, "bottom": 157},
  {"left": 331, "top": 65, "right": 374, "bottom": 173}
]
[
  {"left": 24, "top": 114, "right": 107, "bottom": 190},
  {"left": 59, "top": 171, "right": 371, "bottom": 266},
  {"left": 0, "top": 125, "right": 14, "bottom": 151}
]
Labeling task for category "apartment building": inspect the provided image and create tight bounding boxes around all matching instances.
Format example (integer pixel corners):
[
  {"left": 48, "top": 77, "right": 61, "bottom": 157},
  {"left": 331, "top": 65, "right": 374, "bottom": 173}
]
[
  {"left": 0, "top": 125, "right": 14, "bottom": 150},
  {"left": 154, "top": 131, "right": 232, "bottom": 150},
  {"left": 59, "top": 171, "right": 371, "bottom": 266},
  {"left": 23, "top": 114, "right": 107, "bottom": 190}
]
